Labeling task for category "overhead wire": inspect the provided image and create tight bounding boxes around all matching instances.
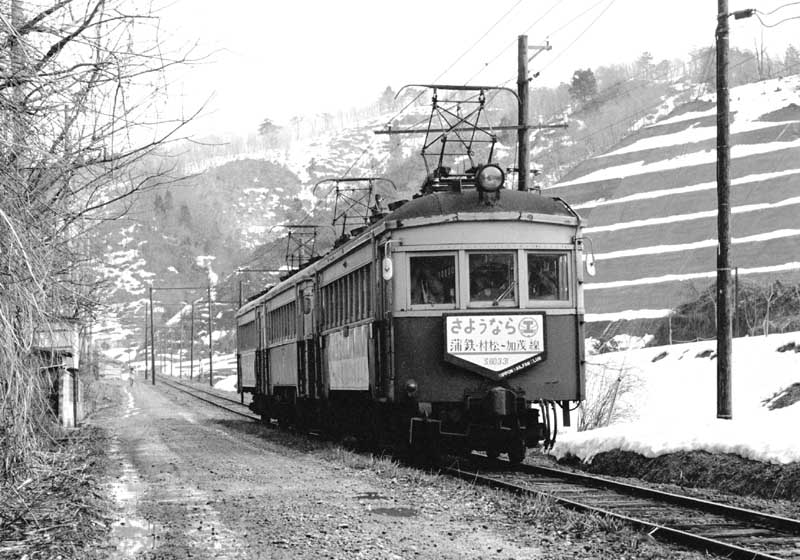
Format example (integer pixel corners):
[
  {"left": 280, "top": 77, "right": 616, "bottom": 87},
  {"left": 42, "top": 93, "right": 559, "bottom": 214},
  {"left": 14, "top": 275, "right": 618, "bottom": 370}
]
[
  {"left": 381, "top": 0, "right": 527, "bottom": 129},
  {"left": 331, "top": 0, "right": 529, "bottom": 193},
  {"left": 537, "top": 0, "right": 618, "bottom": 73},
  {"left": 384, "top": 0, "right": 619, "bottom": 143},
  {"left": 292, "top": 3, "right": 532, "bottom": 232},
  {"left": 761, "top": 1, "right": 800, "bottom": 16},
  {"left": 755, "top": 12, "right": 800, "bottom": 27},
  {"left": 465, "top": 0, "right": 562, "bottom": 85}
]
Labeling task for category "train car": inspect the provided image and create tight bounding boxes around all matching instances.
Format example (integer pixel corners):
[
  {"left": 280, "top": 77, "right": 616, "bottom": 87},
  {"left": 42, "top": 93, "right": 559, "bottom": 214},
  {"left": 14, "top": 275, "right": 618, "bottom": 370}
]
[{"left": 236, "top": 164, "right": 587, "bottom": 463}]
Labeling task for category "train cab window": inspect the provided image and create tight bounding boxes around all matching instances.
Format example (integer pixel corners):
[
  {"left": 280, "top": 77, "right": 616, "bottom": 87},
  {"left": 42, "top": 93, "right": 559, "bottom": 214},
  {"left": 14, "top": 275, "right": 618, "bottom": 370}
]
[
  {"left": 528, "top": 253, "right": 569, "bottom": 301},
  {"left": 409, "top": 255, "right": 456, "bottom": 305},
  {"left": 469, "top": 252, "right": 516, "bottom": 305}
]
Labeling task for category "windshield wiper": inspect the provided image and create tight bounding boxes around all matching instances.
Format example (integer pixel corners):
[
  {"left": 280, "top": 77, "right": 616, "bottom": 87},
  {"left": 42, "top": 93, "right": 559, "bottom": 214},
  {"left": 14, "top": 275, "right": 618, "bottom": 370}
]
[{"left": 493, "top": 280, "right": 517, "bottom": 306}]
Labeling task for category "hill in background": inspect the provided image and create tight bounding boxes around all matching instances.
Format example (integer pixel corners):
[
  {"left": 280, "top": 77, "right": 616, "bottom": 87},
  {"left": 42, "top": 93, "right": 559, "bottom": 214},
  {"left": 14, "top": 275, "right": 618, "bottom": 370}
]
[
  {"left": 551, "top": 75, "right": 800, "bottom": 339},
  {"left": 92, "top": 52, "right": 800, "bottom": 358}
]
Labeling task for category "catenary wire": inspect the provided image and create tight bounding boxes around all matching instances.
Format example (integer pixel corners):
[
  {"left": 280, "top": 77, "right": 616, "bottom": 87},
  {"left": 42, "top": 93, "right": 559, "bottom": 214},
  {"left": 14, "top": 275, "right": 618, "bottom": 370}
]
[{"left": 382, "top": 0, "right": 527, "bottom": 128}]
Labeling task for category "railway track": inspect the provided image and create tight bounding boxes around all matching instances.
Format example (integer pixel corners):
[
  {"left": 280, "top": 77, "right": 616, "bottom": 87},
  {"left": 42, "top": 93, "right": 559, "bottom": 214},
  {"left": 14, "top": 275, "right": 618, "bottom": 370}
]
[
  {"left": 153, "top": 378, "right": 800, "bottom": 559},
  {"left": 156, "top": 376, "right": 259, "bottom": 421},
  {"left": 446, "top": 458, "right": 800, "bottom": 559}
]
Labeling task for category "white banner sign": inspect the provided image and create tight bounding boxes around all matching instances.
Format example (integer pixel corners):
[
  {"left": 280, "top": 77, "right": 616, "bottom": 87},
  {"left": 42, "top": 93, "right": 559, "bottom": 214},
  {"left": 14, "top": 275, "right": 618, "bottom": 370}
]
[{"left": 445, "top": 314, "right": 545, "bottom": 376}]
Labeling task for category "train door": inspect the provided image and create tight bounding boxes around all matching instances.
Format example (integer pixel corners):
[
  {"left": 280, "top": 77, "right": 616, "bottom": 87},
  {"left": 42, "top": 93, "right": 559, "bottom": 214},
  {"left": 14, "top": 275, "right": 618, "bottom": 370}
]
[
  {"left": 296, "top": 280, "right": 315, "bottom": 398},
  {"left": 257, "top": 303, "right": 270, "bottom": 396},
  {"left": 377, "top": 237, "right": 396, "bottom": 401}
]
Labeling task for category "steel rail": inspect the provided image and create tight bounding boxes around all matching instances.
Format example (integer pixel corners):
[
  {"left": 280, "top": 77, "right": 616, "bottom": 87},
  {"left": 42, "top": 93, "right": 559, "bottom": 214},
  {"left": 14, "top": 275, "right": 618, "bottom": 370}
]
[
  {"left": 157, "top": 376, "right": 258, "bottom": 421},
  {"left": 518, "top": 462, "right": 800, "bottom": 535},
  {"left": 165, "top": 377, "right": 246, "bottom": 407},
  {"left": 445, "top": 463, "right": 798, "bottom": 560},
  {"left": 445, "top": 467, "right": 780, "bottom": 559}
]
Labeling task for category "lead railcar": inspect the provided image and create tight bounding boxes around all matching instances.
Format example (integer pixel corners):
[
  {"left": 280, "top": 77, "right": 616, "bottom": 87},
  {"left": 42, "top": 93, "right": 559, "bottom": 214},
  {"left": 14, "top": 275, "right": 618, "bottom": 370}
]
[{"left": 236, "top": 162, "right": 587, "bottom": 463}]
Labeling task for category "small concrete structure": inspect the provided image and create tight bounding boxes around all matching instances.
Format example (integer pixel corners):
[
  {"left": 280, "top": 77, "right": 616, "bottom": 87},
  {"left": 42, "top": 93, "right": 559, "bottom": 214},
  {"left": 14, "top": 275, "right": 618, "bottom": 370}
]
[{"left": 33, "top": 319, "right": 84, "bottom": 428}]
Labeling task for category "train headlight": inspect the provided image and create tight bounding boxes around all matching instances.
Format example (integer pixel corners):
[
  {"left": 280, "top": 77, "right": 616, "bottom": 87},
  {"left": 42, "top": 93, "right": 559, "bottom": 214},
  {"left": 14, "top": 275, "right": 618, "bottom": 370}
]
[
  {"left": 476, "top": 164, "right": 505, "bottom": 192},
  {"left": 404, "top": 378, "right": 418, "bottom": 397}
]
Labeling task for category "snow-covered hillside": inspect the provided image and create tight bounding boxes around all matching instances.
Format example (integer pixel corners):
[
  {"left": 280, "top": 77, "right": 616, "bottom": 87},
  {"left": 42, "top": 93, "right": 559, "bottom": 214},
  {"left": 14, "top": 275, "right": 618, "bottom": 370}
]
[{"left": 550, "top": 75, "right": 800, "bottom": 323}]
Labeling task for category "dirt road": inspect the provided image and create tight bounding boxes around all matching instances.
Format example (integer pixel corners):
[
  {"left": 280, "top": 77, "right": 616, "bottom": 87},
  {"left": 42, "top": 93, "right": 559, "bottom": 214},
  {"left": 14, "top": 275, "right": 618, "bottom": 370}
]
[{"left": 88, "top": 378, "right": 704, "bottom": 559}]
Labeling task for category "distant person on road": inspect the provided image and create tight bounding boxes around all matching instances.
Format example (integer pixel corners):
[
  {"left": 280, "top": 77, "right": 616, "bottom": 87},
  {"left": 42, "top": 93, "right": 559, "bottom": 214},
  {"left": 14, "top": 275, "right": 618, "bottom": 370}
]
[{"left": 128, "top": 366, "right": 135, "bottom": 386}]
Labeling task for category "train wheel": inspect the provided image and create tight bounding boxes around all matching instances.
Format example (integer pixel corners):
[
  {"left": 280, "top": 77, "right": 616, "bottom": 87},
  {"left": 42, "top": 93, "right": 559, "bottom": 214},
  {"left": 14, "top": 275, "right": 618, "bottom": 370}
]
[{"left": 507, "top": 438, "right": 526, "bottom": 464}]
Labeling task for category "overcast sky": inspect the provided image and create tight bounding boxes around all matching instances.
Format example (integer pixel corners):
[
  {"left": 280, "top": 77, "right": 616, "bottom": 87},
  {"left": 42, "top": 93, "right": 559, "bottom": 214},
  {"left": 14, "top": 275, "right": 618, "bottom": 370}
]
[{"left": 157, "top": 0, "right": 800, "bottom": 137}]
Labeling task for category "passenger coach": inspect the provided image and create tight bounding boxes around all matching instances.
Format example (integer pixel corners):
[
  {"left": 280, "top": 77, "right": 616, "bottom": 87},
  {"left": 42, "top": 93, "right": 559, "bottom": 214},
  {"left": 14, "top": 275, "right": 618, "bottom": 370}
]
[{"left": 236, "top": 165, "right": 587, "bottom": 462}]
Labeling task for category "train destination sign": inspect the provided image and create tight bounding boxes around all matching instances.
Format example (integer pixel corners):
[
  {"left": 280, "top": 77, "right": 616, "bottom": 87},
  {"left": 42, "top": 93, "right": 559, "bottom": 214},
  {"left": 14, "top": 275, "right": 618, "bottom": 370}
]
[{"left": 443, "top": 313, "right": 546, "bottom": 380}]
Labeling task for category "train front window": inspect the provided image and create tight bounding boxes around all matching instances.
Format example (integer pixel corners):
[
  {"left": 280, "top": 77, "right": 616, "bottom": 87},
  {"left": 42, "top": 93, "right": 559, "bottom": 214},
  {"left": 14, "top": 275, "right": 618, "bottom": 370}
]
[
  {"left": 409, "top": 254, "right": 456, "bottom": 305},
  {"left": 528, "top": 253, "right": 569, "bottom": 301},
  {"left": 469, "top": 252, "right": 516, "bottom": 305}
]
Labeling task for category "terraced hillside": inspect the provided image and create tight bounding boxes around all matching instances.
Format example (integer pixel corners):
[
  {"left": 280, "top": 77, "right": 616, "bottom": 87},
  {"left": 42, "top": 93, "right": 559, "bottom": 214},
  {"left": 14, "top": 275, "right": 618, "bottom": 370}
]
[{"left": 548, "top": 76, "right": 800, "bottom": 327}]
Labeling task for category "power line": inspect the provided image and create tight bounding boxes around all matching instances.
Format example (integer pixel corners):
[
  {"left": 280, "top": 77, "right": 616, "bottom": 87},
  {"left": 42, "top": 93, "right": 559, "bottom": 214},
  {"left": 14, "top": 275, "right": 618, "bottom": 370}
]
[
  {"left": 538, "top": 0, "right": 618, "bottom": 74},
  {"left": 465, "top": 0, "right": 562, "bottom": 85},
  {"left": 383, "top": 0, "right": 527, "bottom": 127},
  {"left": 543, "top": 0, "right": 611, "bottom": 39},
  {"left": 441, "top": 0, "right": 525, "bottom": 83},
  {"left": 755, "top": 12, "right": 800, "bottom": 27},
  {"left": 761, "top": 1, "right": 800, "bottom": 16}
]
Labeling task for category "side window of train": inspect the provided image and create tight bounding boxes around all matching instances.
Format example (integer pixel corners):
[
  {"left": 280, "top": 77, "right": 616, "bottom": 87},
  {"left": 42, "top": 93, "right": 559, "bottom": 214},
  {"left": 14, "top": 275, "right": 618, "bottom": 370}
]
[
  {"left": 469, "top": 252, "right": 516, "bottom": 305},
  {"left": 409, "top": 254, "right": 456, "bottom": 306},
  {"left": 527, "top": 253, "right": 569, "bottom": 301}
]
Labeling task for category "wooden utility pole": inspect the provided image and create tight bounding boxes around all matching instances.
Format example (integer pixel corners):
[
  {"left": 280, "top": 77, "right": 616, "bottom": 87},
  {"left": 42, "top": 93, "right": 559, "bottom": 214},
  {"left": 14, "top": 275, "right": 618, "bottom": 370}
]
[
  {"left": 716, "top": 0, "right": 732, "bottom": 419},
  {"left": 208, "top": 284, "right": 214, "bottom": 387},
  {"left": 144, "top": 303, "right": 149, "bottom": 379},
  {"left": 517, "top": 35, "right": 530, "bottom": 192},
  {"left": 179, "top": 314, "right": 184, "bottom": 379},
  {"left": 190, "top": 302, "right": 195, "bottom": 380},
  {"left": 149, "top": 287, "right": 156, "bottom": 385},
  {"left": 517, "top": 36, "right": 553, "bottom": 191}
]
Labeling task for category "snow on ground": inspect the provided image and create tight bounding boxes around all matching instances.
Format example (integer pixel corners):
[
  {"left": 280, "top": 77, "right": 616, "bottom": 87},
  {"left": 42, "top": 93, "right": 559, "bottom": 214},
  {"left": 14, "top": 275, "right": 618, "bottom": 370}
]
[
  {"left": 214, "top": 375, "right": 238, "bottom": 392},
  {"left": 551, "top": 331, "right": 800, "bottom": 465}
]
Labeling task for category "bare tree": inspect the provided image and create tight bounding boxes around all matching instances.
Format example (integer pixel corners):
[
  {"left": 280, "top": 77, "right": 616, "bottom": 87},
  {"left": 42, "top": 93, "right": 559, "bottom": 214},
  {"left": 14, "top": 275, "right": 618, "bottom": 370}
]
[{"left": 1, "top": 0, "right": 200, "bottom": 475}]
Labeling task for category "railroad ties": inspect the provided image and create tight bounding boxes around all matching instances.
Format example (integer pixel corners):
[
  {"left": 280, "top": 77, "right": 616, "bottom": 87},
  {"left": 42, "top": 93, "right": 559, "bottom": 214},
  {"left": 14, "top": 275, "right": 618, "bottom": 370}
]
[{"left": 445, "top": 458, "right": 800, "bottom": 560}]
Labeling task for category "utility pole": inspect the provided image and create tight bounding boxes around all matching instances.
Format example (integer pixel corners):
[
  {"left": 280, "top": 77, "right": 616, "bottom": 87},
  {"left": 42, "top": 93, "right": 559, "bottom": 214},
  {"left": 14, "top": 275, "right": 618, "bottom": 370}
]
[
  {"left": 715, "top": 0, "right": 754, "bottom": 419},
  {"left": 517, "top": 36, "right": 553, "bottom": 191},
  {"left": 208, "top": 284, "right": 214, "bottom": 387},
  {"left": 149, "top": 287, "right": 156, "bottom": 385},
  {"left": 190, "top": 302, "right": 195, "bottom": 380},
  {"left": 179, "top": 314, "right": 184, "bottom": 379},
  {"left": 716, "top": 0, "right": 734, "bottom": 419},
  {"left": 144, "top": 302, "right": 149, "bottom": 380},
  {"left": 517, "top": 35, "right": 530, "bottom": 192}
]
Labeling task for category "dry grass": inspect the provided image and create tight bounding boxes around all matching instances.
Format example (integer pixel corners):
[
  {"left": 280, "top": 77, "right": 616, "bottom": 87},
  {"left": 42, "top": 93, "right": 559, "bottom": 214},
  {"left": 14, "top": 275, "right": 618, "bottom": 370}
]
[
  {"left": 578, "top": 359, "right": 641, "bottom": 431},
  {"left": 0, "top": 426, "right": 112, "bottom": 559}
]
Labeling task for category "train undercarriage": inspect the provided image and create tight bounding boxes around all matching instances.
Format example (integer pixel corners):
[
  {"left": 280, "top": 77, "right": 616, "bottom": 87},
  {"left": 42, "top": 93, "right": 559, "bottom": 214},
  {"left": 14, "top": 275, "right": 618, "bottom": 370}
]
[{"left": 248, "top": 386, "right": 559, "bottom": 464}]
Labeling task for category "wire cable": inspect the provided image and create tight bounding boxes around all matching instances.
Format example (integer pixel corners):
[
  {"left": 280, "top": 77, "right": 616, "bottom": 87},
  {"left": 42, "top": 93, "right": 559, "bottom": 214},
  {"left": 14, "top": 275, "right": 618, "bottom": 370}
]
[
  {"left": 383, "top": 0, "right": 526, "bottom": 127},
  {"left": 761, "top": 1, "right": 800, "bottom": 16},
  {"left": 465, "top": 0, "right": 562, "bottom": 85},
  {"left": 755, "top": 12, "right": 800, "bottom": 27},
  {"left": 538, "top": 0, "right": 618, "bottom": 73}
]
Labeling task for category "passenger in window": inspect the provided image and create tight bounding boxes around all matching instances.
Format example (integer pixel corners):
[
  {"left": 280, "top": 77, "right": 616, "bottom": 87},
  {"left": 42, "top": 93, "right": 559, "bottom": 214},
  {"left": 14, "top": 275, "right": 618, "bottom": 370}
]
[
  {"left": 469, "top": 254, "right": 515, "bottom": 303},
  {"left": 411, "top": 267, "right": 446, "bottom": 304},
  {"left": 529, "top": 260, "right": 557, "bottom": 300},
  {"left": 471, "top": 266, "right": 513, "bottom": 301}
]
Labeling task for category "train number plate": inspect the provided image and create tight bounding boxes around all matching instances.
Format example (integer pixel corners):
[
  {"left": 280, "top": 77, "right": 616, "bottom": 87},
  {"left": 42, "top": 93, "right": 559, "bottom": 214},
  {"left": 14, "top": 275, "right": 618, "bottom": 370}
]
[{"left": 444, "top": 314, "right": 545, "bottom": 379}]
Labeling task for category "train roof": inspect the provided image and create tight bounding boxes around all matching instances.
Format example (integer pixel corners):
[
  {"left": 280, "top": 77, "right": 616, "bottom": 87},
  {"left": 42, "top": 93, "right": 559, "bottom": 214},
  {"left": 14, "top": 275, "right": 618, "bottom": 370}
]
[
  {"left": 237, "top": 189, "right": 580, "bottom": 317},
  {"left": 384, "top": 189, "right": 578, "bottom": 225}
]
